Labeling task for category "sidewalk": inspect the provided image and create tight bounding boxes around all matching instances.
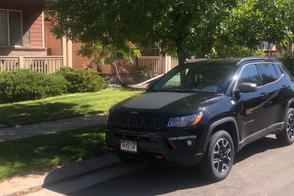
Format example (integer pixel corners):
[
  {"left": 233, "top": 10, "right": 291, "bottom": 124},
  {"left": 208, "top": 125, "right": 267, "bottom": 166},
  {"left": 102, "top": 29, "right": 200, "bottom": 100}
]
[
  {"left": 0, "top": 113, "right": 107, "bottom": 142},
  {"left": 0, "top": 154, "right": 122, "bottom": 196}
]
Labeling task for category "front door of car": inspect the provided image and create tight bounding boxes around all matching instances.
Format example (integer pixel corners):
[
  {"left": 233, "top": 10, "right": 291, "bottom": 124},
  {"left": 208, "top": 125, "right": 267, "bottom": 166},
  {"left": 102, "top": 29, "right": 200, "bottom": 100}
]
[{"left": 234, "top": 63, "right": 269, "bottom": 140}]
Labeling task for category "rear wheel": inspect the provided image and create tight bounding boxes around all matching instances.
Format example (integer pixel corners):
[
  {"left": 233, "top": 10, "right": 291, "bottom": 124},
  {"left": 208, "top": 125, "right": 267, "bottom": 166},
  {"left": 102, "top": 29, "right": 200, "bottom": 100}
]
[
  {"left": 276, "top": 108, "right": 294, "bottom": 146},
  {"left": 201, "top": 130, "right": 235, "bottom": 182}
]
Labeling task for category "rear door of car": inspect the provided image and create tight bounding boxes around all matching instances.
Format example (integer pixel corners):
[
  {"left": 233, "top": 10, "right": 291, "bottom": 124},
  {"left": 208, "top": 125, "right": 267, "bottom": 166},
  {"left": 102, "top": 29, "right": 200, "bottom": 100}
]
[
  {"left": 236, "top": 63, "right": 269, "bottom": 140},
  {"left": 256, "top": 62, "right": 286, "bottom": 126}
]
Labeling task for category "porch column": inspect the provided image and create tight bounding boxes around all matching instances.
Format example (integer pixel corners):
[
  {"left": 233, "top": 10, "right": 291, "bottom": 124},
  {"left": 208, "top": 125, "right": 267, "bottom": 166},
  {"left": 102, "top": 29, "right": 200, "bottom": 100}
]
[
  {"left": 164, "top": 54, "right": 171, "bottom": 73},
  {"left": 62, "top": 37, "right": 73, "bottom": 67}
]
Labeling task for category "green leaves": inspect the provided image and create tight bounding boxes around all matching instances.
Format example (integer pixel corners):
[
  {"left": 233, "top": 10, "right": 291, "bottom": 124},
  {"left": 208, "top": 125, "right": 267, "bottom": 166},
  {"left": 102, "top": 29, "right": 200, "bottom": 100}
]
[
  {"left": 209, "top": 0, "right": 294, "bottom": 58},
  {"left": 47, "top": 0, "right": 293, "bottom": 61}
]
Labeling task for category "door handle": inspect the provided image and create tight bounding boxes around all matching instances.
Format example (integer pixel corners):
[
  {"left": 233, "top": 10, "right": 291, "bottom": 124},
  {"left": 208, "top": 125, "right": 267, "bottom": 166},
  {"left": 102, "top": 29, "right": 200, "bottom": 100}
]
[{"left": 260, "top": 92, "right": 268, "bottom": 98}]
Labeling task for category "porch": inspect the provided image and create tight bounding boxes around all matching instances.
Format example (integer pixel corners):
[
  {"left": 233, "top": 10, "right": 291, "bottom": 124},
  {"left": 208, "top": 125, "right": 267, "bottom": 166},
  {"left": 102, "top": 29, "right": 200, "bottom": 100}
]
[
  {"left": 0, "top": 56, "right": 64, "bottom": 74},
  {"left": 137, "top": 55, "right": 179, "bottom": 74},
  {"left": 98, "top": 55, "right": 179, "bottom": 75}
]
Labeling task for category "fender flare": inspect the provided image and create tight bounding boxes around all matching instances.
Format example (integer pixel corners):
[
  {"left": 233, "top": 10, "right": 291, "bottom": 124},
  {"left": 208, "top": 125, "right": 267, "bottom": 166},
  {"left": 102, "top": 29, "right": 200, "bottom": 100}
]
[{"left": 203, "top": 117, "right": 240, "bottom": 152}]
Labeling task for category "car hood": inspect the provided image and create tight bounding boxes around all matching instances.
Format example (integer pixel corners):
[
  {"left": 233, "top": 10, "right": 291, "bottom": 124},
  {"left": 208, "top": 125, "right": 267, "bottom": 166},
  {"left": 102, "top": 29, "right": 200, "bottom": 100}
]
[{"left": 113, "top": 92, "right": 223, "bottom": 116}]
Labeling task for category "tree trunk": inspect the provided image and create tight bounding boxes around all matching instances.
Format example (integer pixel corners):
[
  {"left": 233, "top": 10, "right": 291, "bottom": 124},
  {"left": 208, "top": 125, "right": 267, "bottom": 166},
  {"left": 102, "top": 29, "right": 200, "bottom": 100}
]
[
  {"left": 176, "top": 42, "right": 186, "bottom": 65},
  {"left": 176, "top": 42, "right": 187, "bottom": 87},
  {"left": 112, "top": 61, "right": 123, "bottom": 84}
]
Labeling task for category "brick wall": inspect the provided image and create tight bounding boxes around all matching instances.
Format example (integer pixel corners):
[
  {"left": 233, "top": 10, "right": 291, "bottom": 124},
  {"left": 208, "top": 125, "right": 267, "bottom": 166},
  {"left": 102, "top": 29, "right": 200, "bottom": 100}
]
[{"left": 72, "top": 43, "right": 92, "bottom": 69}]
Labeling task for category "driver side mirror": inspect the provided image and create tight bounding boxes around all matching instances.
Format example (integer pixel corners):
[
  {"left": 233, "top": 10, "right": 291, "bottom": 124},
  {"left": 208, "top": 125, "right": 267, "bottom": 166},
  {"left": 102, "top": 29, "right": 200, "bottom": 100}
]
[
  {"left": 233, "top": 82, "right": 257, "bottom": 99},
  {"left": 238, "top": 82, "right": 258, "bottom": 93}
]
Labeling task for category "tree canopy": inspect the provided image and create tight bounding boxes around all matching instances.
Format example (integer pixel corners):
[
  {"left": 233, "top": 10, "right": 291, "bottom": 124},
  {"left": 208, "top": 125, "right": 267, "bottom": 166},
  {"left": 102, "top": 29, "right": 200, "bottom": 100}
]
[{"left": 47, "top": 0, "right": 293, "bottom": 62}]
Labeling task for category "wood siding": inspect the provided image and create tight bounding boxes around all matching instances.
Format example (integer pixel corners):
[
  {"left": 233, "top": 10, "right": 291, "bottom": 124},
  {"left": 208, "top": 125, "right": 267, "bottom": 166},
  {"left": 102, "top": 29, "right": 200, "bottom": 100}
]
[
  {"left": 30, "top": 13, "right": 43, "bottom": 48},
  {"left": 44, "top": 21, "right": 62, "bottom": 56}
]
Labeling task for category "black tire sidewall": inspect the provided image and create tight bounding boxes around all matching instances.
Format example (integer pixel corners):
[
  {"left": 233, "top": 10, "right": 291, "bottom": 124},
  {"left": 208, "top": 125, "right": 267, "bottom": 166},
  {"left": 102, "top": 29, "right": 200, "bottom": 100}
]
[
  {"left": 279, "top": 108, "right": 294, "bottom": 144},
  {"left": 205, "top": 130, "right": 235, "bottom": 181}
]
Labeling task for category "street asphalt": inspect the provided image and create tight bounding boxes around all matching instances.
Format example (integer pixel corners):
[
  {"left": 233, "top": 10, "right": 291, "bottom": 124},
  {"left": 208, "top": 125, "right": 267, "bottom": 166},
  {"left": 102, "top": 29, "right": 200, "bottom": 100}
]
[{"left": 33, "top": 135, "right": 294, "bottom": 196}]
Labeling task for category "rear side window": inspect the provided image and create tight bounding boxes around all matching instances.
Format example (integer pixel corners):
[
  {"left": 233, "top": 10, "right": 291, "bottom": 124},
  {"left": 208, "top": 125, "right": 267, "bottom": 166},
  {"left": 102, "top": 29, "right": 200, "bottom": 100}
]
[
  {"left": 273, "top": 63, "right": 283, "bottom": 77},
  {"left": 238, "top": 64, "right": 262, "bottom": 86},
  {"left": 258, "top": 63, "right": 278, "bottom": 84}
]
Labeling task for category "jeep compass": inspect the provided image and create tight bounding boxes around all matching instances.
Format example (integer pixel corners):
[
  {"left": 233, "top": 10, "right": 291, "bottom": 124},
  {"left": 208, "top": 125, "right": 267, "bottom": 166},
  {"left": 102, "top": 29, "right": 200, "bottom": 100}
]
[{"left": 106, "top": 57, "right": 294, "bottom": 181}]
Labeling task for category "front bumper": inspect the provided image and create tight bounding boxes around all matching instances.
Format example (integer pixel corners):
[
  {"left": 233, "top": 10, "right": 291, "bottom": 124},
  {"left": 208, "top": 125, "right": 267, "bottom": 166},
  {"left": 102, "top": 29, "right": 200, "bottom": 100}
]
[{"left": 106, "top": 129, "right": 205, "bottom": 166}]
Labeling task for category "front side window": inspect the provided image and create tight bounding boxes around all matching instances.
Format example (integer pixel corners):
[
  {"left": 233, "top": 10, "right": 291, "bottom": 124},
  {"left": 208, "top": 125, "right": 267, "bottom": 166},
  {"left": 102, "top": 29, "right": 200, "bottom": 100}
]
[
  {"left": 258, "top": 63, "right": 278, "bottom": 84},
  {"left": 0, "top": 9, "right": 22, "bottom": 46},
  {"left": 152, "top": 64, "right": 236, "bottom": 93},
  {"left": 238, "top": 64, "right": 262, "bottom": 86}
]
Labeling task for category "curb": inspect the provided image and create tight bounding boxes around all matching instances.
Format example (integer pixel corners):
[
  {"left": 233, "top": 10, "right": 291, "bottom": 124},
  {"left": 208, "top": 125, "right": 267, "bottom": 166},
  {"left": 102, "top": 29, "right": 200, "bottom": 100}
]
[{"left": 0, "top": 154, "right": 120, "bottom": 196}]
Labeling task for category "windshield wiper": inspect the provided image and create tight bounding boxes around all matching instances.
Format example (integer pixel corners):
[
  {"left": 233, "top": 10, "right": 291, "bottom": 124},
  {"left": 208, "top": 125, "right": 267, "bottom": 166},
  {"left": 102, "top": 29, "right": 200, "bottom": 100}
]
[{"left": 163, "top": 89, "right": 199, "bottom": 93}]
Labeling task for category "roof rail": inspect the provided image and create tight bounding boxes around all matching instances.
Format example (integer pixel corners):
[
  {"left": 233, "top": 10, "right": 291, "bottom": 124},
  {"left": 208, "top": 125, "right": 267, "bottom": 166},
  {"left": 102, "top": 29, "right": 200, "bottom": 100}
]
[
  {"left": 240, "top": 56, "right": 274, "bottom": 62},
  {"left": 185, "top": 58, "right": 208, "bottom": 63}
]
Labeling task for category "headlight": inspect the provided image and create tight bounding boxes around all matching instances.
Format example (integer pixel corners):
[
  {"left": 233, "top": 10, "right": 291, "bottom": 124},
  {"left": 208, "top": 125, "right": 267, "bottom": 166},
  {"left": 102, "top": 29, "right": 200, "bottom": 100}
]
[{"left": 167, "top": 112, "right": 204, "bottom": 128}]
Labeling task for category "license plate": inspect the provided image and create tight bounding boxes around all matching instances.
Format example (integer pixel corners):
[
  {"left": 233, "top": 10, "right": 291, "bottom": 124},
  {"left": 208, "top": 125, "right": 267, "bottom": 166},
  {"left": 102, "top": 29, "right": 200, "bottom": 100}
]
[{"left": 120, "top": 140, "right": 137, "bottom": 153}]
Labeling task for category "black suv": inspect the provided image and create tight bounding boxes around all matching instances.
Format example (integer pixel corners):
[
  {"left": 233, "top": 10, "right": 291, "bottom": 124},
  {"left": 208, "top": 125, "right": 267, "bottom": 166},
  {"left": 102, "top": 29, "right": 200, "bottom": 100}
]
[{"left": 106, "top": 57, "right": 294, "bottom": 181}]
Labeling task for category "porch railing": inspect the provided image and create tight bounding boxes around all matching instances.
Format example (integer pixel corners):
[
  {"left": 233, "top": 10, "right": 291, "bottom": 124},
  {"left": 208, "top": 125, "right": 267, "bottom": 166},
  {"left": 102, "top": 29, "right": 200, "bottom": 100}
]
[
  {"left": 0, "top": 57, "right": 20, "bottom": 72},
  {"left": 137, "top": 56, "right": 179, "bottom": 74},
  {"left": 137, "top": 56, "right": 164, "bottom": 74},
  {"left": 0, "top": 56, "right": 64, "bottom": 74}
]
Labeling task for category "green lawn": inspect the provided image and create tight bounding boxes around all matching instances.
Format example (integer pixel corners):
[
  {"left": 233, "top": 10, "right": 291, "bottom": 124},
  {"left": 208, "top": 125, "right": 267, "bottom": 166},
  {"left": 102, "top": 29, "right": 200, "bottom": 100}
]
[
  {"left": 0, "top": 88, "right": 142, "bottom": 127},
  {"left": 0, "top": 126, "right": 107, "bottom": 181}
]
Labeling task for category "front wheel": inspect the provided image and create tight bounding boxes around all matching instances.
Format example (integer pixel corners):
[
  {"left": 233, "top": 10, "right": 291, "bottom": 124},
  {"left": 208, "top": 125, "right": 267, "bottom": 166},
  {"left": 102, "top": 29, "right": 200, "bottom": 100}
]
[
  {"left": 276, "top": 108, "right": 294, "bottom": 146},
  {"left": 201, "top": 130, "right": 235, "bottom": 182}
]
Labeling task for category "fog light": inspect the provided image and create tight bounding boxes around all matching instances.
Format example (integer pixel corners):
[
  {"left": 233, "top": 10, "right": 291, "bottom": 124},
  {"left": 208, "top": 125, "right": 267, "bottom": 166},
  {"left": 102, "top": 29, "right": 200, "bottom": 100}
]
[{"left": 186, "top": 140, "right": 193, "bottom": 146}]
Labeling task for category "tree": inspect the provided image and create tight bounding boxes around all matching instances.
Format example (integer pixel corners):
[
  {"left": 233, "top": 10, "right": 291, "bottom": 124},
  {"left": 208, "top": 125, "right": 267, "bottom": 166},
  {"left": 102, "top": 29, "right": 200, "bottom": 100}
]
[
  {"left": 210, "top": 0, "right": 294, "bottom": 57},
  {"left": 47, "top": 0, "right": 237, "bottom": 64},
  {"left": 79, "top": 42, "right": 140, "bottom": 85}
]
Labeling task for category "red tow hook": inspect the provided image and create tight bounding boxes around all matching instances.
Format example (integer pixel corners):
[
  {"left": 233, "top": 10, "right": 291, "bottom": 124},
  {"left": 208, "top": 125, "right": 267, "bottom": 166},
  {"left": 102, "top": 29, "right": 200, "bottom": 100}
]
[{"left": 155, "top": 154, "right": 165, "bottom": 160}]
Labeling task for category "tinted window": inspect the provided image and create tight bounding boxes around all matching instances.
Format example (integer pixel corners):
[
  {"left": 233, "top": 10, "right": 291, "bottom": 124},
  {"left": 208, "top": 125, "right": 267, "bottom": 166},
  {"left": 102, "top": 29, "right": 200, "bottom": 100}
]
[
  {"left": 152, "top": 64, "right": 236, "bottom": 93},
  {"left": 273, "top": 63, "right": 283, "bottom": 77},
  {"left": 258, "top": 63, "right": 278, "bottom": 84},
  {"left": 238, "top": 64, "right": 262, "bottom": 86}
]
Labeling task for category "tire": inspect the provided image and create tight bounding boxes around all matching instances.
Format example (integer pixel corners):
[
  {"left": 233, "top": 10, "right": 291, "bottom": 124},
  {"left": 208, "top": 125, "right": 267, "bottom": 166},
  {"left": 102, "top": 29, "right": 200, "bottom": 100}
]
[
  {"left": 201, "top": 130, "right": 235, "bottom": 182},
  {"left": 276, "top": 108, "right": 294, "bottom": 146}
]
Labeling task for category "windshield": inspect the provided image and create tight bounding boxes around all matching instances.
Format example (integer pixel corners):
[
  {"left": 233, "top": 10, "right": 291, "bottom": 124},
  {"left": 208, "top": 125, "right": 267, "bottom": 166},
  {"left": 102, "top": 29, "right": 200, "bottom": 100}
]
[{"left": 151, "top": 63, "right": 237, "bottom": 93}]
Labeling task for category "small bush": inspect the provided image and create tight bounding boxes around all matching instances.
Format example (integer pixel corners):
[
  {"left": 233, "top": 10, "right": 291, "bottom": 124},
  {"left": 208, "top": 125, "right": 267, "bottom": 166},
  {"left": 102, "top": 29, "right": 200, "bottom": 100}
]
[
  {"left": 0, "top": 70, "right": 68, "bottom": 103},
  {"left": 129, "top": 66, "right": 153, "bottom": 83},
  {"left": 279, "top": 52, "right": 294, "bottom": 75},
  {"left": 56, "top": 67, "right": 107, "bottom": 93}
]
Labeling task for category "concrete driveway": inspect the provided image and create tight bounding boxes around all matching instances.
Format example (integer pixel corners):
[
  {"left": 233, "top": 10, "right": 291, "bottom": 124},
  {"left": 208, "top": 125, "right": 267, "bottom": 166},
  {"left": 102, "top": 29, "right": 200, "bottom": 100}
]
[{"left": 71, "top": 135, "right": 294, "bottom": 196}]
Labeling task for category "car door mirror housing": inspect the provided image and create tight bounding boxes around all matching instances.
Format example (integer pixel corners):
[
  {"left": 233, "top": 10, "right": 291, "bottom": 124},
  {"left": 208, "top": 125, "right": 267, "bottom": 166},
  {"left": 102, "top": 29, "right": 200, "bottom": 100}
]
[{"left": 238, "top": 82, "right": 258, "bottom": 93}]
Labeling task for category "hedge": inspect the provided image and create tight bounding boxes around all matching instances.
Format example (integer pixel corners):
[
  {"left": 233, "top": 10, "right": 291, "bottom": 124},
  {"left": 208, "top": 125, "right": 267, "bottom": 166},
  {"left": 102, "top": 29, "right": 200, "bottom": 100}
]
[
  {"left": 56, "top": 67, "right": 107, "bottom": 93},
  {"left": 0, "top": 68, "right": 107, "bottom": 103},
  {"left": 0, "top": 70, "right": 68, "bottom": 103}
]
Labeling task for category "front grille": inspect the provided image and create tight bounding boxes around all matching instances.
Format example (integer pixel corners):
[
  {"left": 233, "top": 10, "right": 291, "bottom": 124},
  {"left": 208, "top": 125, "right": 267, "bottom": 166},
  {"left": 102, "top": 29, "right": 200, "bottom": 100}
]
[{"left": 108, "top": 114, "right": 166, "bottom": 131}]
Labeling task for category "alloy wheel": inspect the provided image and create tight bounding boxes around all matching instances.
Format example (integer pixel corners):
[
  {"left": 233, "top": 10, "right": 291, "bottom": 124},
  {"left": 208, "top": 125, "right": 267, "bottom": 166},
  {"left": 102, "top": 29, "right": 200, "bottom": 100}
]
[
  {"left": 213, "top": 138, "right": 232, "bottom": 174},
  {"left": 286, "top": 113, "right": 294, "bottom": 140}
]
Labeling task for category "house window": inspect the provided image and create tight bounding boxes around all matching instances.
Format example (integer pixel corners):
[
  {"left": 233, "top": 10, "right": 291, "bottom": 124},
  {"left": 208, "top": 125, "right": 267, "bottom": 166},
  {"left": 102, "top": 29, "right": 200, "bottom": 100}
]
[{"left": 0, "top": 9, "right": 22, "bottom": 47}]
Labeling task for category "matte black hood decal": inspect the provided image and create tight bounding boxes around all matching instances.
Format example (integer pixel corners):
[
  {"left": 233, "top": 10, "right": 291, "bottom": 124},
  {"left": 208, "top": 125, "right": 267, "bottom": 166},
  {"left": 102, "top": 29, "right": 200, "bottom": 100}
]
[{"left": 122, "top": 92, "right": 193, "bottom": 109}]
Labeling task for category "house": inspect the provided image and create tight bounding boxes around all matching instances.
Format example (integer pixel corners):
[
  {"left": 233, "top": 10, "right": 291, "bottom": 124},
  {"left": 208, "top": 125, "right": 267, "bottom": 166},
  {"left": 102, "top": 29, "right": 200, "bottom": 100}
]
[{"left": 0, "top": 0, "right": 178, "bottom": 76}]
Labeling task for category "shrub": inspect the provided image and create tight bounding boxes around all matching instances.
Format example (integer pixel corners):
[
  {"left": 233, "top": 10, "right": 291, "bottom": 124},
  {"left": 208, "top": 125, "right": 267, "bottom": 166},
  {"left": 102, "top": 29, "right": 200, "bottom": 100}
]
[
  {"left": 278, "top": 52, "right": 294, "bottom": 75},
  {"left": 0, "top": 70, "right": 68, "bottom": 103},
  {"left": 56, "top": 67, "right": 107, "bottom": 93},
  {"left": 129, "top": 66, "right": 153, "bottom": 83}
]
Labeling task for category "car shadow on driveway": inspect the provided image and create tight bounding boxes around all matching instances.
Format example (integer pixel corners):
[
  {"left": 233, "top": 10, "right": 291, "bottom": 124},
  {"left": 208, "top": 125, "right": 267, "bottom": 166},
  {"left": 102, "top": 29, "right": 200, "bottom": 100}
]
[{"left": 48, "top": 135, "right": 285, "bottom": 196}]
